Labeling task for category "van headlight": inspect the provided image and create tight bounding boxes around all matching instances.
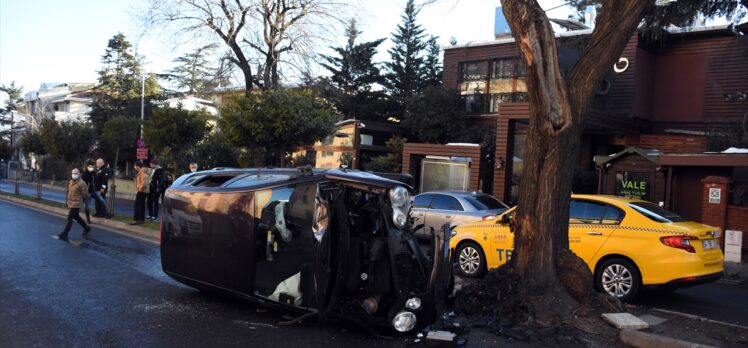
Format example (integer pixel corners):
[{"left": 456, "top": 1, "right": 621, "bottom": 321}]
[
  {"left": 392, "top": 311, "right": 417, "bottom": 332},
  {"left": 389, "top": 186, "right": 411, "bottom": 228}
]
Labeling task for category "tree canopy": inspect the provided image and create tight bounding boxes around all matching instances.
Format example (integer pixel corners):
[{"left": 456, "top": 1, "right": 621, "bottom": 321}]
[
  {"left": 384, "top": 0, "right": 428, "bottom": 110},
  {"left": 89, "top": 33, "right": 161, "bottom": 134},
  {"left": 320, "top": 19, "right": 392, "bottom": 121},
  {"left": 162, "top": 44, "right": 233, "bottom": 98},
  {"left": 219, "top": 88, "right": 341, "bottom": 166},
  {"left": 143, "top": 107, "right": 212, "bottom": 166}
]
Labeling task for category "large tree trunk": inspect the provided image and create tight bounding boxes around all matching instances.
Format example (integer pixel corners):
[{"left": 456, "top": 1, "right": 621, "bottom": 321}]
[{"left": 500, "top": 0, "right": 652, "bottom": 323}]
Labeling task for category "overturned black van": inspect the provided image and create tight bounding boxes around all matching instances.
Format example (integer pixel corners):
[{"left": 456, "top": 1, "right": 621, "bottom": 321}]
[{"left": 160, "top": 167, "right": 452, "bottom": 333}]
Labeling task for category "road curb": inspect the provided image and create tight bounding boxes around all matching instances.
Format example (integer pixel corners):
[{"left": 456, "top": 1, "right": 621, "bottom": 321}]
[
  {"left": 619, "top": 329, "right": 716, "bottom": 348},
  {"left": 0, "top": 195, "right": 159, "bottom": 242},
  {"left": 651, "top": 308, "right": 748, "bottom": 331}
]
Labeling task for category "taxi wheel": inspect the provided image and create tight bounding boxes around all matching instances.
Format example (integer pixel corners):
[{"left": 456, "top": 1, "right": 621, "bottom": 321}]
[
  {"left": 595, "top": 258, "right": 641, "bottom": 302},
  {"left": 455, "top": 242, "right": 486, "bottom": 278}
]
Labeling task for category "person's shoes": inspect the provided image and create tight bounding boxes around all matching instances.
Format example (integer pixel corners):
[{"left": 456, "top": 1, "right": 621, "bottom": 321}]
[
  {"left": 53, "top": 234, "right": 69, "bottom": 242},
  {"left": 146, "top": 216, "right": 152, "bottom": 221},
  {"left": 83, "top": 226, "right": 91, "bottom": 237}
]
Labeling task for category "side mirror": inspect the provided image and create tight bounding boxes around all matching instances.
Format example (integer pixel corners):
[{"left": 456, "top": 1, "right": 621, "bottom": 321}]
[{"left": 499, "top": 214, "right": 512, "bottom": 224}]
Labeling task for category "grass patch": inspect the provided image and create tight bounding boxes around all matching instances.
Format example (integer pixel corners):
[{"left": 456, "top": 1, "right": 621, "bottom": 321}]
[
  {"left": 109, "top": 214, "right": 160, "bottom": 230},
  {"left": 0, "top": 191, "right": 67, "bottom": 209}
]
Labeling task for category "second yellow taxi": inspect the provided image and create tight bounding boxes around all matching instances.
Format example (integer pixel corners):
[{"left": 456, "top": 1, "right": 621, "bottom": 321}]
[{"left": 449, "top": 195, "right": 724, "bottom": 300}]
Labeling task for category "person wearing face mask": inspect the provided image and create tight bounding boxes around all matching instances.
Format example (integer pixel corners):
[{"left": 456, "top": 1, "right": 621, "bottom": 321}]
[
  {"left": 93, "top": 158, "right": 110, "bottom": 218},
  {"left": 81, "top": 159, "right": 96, "bottom": 223},
  {"left": 54, "top": 168, "right": 91, "bottom": 241},
  {"left": 189, "top": 162, "right": 198, "bottom": 173}
]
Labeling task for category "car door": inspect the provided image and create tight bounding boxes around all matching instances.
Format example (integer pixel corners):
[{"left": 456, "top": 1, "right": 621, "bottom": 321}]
[
  {"left": 568, "top": 199, "right": 621, "bottom": 264},
  {"left": 411, "top": 194, "right": 435, "bottom": 238},
  {"left": 427, "top": 194, "right": 463, "bottom": 235}
]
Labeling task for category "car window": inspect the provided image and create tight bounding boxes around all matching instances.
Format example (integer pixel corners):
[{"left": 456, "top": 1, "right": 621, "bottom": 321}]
[
  {"left": 193, "top": 175, "right": 240, "bottom": 187},
  {"left": 601, "top": 205, "right": 625, "bottom": 225},
  {"left": 569, "top": 200, "right": 606, "bottom": 224},
  {"left": 464, "top": 194, "right": 508, "bottom": 210},
  {"left": 430, "top": 195, "right": 463, "bottom": 211},
  {"left": 629, "top": 202, "right": 687, "bottom": 223},
  {"left": 224, "top": 173, "right": 291, "bottom": 188},
  {"left": 413, "top": 194, "right": 435, "bottom": 209}
]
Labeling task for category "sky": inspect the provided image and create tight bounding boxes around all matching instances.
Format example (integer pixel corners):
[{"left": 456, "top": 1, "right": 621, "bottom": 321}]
[{"left": 0, "top": 0, "right": 575, "bottom": 99}]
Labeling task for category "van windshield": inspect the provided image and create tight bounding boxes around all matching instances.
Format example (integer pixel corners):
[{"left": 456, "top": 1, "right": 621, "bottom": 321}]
[{"left": 629, "top": 202, "right": 687, "bottom": 223}]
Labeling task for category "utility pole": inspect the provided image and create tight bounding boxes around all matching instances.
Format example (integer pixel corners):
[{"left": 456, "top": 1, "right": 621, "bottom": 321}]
[{"left": 140, "top": 72, "right": 145, "bottom": 138}]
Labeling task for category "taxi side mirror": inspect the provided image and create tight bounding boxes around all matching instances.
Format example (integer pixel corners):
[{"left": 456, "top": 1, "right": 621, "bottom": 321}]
[{"left": 499, "top": 214, "right": 512, "bottom": 224}]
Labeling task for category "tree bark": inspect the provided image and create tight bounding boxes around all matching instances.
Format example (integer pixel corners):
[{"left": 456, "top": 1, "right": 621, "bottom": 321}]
[{"left": 500, "top": 0, "right": 652, "bottom": 323}]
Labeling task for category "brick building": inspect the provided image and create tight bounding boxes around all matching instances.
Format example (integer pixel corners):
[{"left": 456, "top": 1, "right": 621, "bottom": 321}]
[{"left": 417, "top": 24, "right": 748, "bottom": 246}]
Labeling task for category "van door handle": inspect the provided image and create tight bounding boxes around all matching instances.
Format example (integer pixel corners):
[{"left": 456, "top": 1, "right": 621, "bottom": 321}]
[{"left": 586, "top": 231, "right": 603, "bottom": 236}]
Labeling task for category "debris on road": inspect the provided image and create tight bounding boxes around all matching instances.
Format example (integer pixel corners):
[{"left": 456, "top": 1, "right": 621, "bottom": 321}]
[{"left": 602, "top": 312, "right": 650, "bottom": 330}]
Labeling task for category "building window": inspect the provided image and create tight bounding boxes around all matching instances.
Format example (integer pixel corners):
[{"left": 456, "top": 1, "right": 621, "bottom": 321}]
[
  {"left": 459, "top": 61, "right": 488, "bottom": 81},
  {"left": 459, "top": 58, "right": 528, "bottom": 115},
  {"left": 461, "top": 94, "right": 485, "bottom": 114}
]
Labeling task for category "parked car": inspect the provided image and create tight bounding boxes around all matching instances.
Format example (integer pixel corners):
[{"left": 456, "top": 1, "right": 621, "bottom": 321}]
[
  {"left": 410, "top": 191, "right": 509, "bottom": 239},
  {"left": 161, "top": 168, "right": 452, "bottom": 333},
  {"left": 449, "top": 194, "right": 724, "bottom": 301}
]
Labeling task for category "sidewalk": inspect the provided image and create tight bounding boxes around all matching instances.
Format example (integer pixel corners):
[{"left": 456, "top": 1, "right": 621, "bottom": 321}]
[
  {"left": 0, "top": 194, "right": 158, "bottom": 242},
  {"left": 1, "top": 178, "right": 137, "bottom": 200}
]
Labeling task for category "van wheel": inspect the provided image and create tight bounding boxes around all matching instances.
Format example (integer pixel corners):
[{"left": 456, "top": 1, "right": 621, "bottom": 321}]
[
  {"left": 455, "top": 242, "right": 486, "bottom": 278},
  {"left": 595, "top": 258, "right": 641, "bottom": 302}
]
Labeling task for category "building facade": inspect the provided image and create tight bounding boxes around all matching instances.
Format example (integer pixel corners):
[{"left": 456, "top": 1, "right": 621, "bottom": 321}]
[{"left": 437, "top": 24, "right": 748, "bottom": 240}]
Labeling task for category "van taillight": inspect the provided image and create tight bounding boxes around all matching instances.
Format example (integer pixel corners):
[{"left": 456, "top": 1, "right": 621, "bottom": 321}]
[{"left": 660, "top": 236, "right": 696, "bottom": 253}]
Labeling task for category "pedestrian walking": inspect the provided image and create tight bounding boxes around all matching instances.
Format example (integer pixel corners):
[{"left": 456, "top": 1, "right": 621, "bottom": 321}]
[
  {"left": 81, "top": 159, "right": 96, "bottom": 223},
  {"left": 54, "top": 168, "right": 91, "bottom": 241},
  {"left": 189, "top": 162, "right": 198, "bottom": 173},
  {"left": 130, "top": 161, "right": 149, "bottom": 225},
  {"left": 93, "top": 158, "right": 110, "bottom": 217},
  {"left": 146, "top": 159, "right": 165, "bottom": 221}
]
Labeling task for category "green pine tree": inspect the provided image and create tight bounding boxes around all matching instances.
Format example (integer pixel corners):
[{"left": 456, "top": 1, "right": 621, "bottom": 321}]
[
  {"left": 384, "top": 0, "right": 427, "bottom": 110},
  {"left": 89, "top": 33, "right": 161, "bottom": 135},
  {"left": 163, "top": 44, "right": 232, "bottom": 98},
  {"left": 320, "top": 19, "right": 390, "bottom": 121},
  {"left": 421, "top": 36, "right": 442, "bottom": 88}
]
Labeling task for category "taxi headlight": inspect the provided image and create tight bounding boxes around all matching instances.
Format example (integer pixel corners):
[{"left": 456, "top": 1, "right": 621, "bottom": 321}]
[{"left": 392, "top": 311, "right": 417, "bottom": 332}]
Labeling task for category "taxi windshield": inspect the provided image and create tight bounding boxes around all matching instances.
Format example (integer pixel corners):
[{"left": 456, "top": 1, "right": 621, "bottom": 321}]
[{"left": 628, "top": 202, "right": 687, "bottom": 223}]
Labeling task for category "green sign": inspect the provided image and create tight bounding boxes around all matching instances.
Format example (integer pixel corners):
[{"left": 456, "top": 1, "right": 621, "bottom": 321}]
[{"left": 615, "top": 171, "right": 651, "bottom": 200}]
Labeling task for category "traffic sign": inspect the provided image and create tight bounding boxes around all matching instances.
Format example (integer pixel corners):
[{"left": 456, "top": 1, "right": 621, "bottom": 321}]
[{"left": 136, "top": 148, "right": 149, "bottom": 160}]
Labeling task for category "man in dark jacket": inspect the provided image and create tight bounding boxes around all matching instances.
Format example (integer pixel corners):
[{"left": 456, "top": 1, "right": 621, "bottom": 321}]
[
  {"left": 93, "top": 158, "right": 110, "bottom": 217},
  {"left": 81, "top": 159, "right": 96, "bottom": 223},
  {"left": 146, "top": 159, "right": 164, "bottom": 220}
]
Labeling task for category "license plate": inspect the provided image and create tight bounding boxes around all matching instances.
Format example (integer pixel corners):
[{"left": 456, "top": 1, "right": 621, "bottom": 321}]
[{"left": 702, "top": 239, "right": 718, "bottom": 250}]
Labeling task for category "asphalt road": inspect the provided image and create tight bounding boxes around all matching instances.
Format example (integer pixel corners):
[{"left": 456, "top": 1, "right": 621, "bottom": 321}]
[
  {"left": 633, "top": 277, "right": 748, "bottom": 327},
  {"left": 0, "top": 180, "right": 136, "bottom": 218},
  {"left": 2, "top": 200, "right": 746, "bottom": 348},
  {"left": 0, "top": 200, "right": 398, "bottom": 348}
]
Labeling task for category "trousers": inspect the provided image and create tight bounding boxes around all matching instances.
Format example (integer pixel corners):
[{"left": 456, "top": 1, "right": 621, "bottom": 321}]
[
  {"left": 61, "top": 208, "right": 88, "bottom": 237},
  {"left": 134, "top": 192, "right": 147, "bottom": 222}
]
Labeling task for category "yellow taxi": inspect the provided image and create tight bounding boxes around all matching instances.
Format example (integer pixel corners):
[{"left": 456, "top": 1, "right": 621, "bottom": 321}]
[{"left": 449, "top": 195, "right": 724, "bottom": 301}]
